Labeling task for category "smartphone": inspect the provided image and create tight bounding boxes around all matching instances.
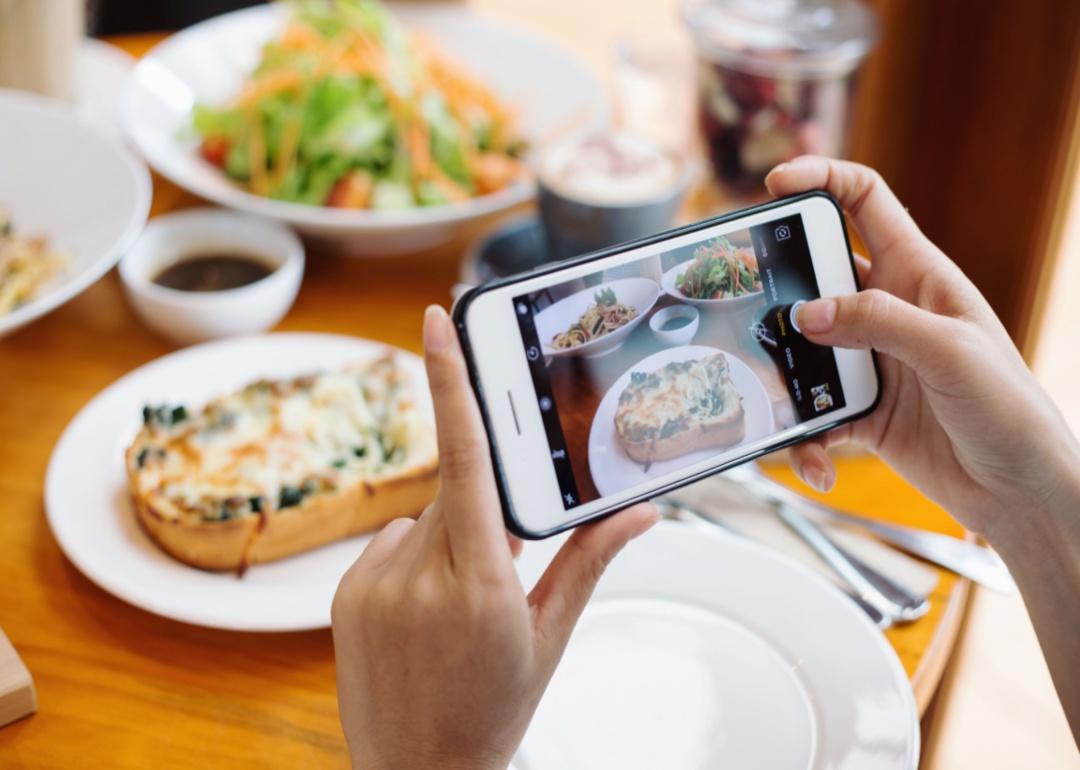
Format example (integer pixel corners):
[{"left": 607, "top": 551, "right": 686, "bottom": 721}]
[{"left": 453, "top": 191, "right": 880, "bottom": 538}]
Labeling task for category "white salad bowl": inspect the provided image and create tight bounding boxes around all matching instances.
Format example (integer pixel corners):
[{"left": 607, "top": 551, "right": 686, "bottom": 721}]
[
  {"left": 119, "top": 208, "right": 304, "bottom": 346},
  {"left": 535, "top": 277, "right": 660, "bottom": 359},
  {"left": 660, "top": 259, "right": 766, "bottom": 312},
  {"left": 122, "top": 3, "right": 605, "bottom": 256}
]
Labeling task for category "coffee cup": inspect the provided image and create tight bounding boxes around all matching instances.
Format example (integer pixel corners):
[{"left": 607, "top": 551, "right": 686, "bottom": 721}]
[{"left": 537, "top": 132, "right": 691, "bottom": 262}]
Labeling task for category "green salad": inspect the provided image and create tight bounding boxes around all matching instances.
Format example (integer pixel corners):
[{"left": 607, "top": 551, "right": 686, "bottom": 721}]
[
  {"left": 193, "top": 0, "right": 525, "bottom": 209},
  {"left": 675, "top": 236, "right": 762, "bottom": 300}
]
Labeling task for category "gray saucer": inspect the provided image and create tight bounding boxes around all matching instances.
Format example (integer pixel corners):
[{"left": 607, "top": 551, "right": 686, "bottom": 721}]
[{"left": 460, "top": 216, "right": 553, "bottom": 285}]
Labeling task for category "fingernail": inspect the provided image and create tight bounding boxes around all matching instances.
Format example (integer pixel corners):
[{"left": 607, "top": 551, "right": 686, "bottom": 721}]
[
  {"left": 423, "top": 305, "right": 449, "bottom": 352},
  {"left": 798, "top": 298, "right": 837, "bottom": 334},
  {"left": 803, "top": 465, "right": 827, "bottom": 492},
  {"left": 769, "top": 162, "right": 789, "bottom": 176}
]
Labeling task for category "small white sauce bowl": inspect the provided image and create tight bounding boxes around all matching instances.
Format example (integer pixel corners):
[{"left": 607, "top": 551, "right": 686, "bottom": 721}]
[
  {"left": 649, "top": 304, "right": 700, "bottom": 346},
  {"left": 120, "top": 208, "right": 304, "bottom": 346}
]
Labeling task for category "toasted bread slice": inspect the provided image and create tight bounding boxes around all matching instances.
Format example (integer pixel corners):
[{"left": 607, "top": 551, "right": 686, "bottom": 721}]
[
  {"left": 614, "top": 353, "right": 745, "bottom": 465},
  {"left": 125, "top": 354, "right": 438, "bottom": 573}
]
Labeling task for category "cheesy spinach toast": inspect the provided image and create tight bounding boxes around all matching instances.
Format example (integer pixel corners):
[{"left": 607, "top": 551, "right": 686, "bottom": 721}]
[
  {"left": 125, "top": 354, "right": 438, "bottom": 572},
  {"left": 614, "top": 353, "right": 745, "bottom": 465}
]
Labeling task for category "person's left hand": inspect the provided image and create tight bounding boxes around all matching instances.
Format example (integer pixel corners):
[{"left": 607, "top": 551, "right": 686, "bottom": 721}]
[{"left": 332, "top": 305, "right": 658, "bottom": 770}]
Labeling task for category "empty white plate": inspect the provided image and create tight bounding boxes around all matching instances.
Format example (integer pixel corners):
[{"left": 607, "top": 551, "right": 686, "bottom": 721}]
[
  {"left": 512, "top": 520, "right": 919, "bottom": 769},
  {"left": 76, "top": 38, "right": 135, "bottom": 133}
]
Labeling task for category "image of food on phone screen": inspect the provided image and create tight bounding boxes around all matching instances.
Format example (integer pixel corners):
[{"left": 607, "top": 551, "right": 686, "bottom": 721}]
[{"left": 512, "top": 213, "right": 848, "bottom": 508}]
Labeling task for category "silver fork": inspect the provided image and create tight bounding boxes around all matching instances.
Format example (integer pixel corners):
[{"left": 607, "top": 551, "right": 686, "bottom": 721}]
[
  {"left": 774, "top": 503, "right": 930, "bottom": 624},
  {"left": 661, "top": 499, "right": 895, "bottom": 630}
]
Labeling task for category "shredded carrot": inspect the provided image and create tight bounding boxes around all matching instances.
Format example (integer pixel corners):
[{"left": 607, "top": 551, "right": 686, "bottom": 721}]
[
  {"left": 428, "top": 166, "right": 470, "bottom": 203},
  {"left": 239, "top": 69, "right": 304, "bottom": 106},
  {"left": 202, "top": 9, "right": 524, "bottom": 206},
  {"left": 271, "top": 112, "right": 303, "bottom": 191},
  {"left": 246, "top": 107, "right": 269, "bottom": 196},
  {"left": 280, "top": 22, "right": 322, "bottom": 51}
]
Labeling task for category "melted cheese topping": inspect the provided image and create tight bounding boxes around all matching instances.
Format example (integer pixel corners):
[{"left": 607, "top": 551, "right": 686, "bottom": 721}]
[
  {"left": 128, "top": 356, "right": 436, "bottom": 523},
  {"left": 615, "top": 353, "right": 741, "bottom": 440}
]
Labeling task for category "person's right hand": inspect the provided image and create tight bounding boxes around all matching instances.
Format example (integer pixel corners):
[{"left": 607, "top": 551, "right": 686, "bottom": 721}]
[{"left": 766, "top": 156, "right": 1080, "bottom": 542}]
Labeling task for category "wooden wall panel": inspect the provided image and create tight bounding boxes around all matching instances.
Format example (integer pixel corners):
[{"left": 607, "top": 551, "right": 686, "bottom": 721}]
[{"left": 847, "top": 0, "right": 1080, "bottom": 347}]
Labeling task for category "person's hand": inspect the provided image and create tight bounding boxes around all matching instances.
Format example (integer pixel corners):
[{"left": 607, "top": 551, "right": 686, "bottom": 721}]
[
  {"left": 331, "top": 305, "right": 658, "bottom": 770},
  {"left": 766, "top": 155, "right": 1080, "bottom": 541}
]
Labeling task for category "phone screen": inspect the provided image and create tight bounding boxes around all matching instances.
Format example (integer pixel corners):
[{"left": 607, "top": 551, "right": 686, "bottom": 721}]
[{"left": 511, "top": 212, "right": 847, "bottom": 510}]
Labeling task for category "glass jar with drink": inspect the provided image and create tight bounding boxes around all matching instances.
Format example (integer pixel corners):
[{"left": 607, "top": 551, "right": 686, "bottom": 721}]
[{"left": 682, "top": 0, "right": 877, "bottom": 198}]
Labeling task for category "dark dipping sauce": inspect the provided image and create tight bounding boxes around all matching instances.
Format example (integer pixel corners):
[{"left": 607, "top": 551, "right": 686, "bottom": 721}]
[
  {"left": 661, "top": 315, "right": 693, "bottom": 331},
  {"left": 153, "top": 253, "right": 274, "bottom": 292}
]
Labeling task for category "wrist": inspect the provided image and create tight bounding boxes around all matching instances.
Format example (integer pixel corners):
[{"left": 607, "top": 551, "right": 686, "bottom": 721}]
[
  {"left": 363, "top": 759, "right": 506, "bottom": 770},
  {"left": 354, "top": 746, "right": 509, "bottom": 770},
  {"left": 984, "top": 435, "right": 1080, "bottom": 559}
]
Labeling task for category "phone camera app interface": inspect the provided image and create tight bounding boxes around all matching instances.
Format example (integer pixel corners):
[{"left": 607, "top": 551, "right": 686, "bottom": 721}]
[{"left": 513, "top": 213, "right": 847, "bottom": 510}]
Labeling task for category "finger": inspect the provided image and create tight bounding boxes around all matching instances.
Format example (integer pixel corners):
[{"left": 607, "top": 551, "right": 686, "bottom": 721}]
[
  {"left": 788, "top": 440, "right": 836, "bottom": 493},
  {"left": 765, "top": 156, "right": 926, "bottom": 263},
  {"left": 422, "top": 305, "right": 509, "bottom": 567},
  {"left": 354, "top": 517, "right": 417, "bottom": 572},
  {"left": 797, "top": 289, "right": 964, "bottom": 375},
  {"left": 528, "top": 503, "right": 658, "bottom": 662},
  {"left": 507, "top": 532, "right": 523, "bottom": 559},
  {"left": 853, "top": 253, "right": 871, "bottom": 285}
]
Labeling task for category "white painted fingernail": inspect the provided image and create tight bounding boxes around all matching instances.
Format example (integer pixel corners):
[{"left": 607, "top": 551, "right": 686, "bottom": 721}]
[{"left": 804, "top": 466, "right": 827, "bottom": 492}]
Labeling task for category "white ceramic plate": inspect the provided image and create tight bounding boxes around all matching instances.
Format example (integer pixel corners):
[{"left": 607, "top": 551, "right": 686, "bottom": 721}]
[
  {"left": 0, "top": 89, "right": 151, "bottom": 339},
  {"left": 76, "top": 38, "right": 135, "bottom": 134},
  {"left": 535, "top": 278, "right": 660, "bottom": 358},
  {"left": 588, "top": 345, "right": 774, "bottom": 497},
  {"left": 45, "top": 333, "right": 430, "bottom": 631},
  {"left": 511, "top": 520, "right": 919, "bottom": 770},
  {"left": 661, "top": 259, "right": 765, "bottom": 311},
  {"left": 122, "top": 4, "right": 605, "bottom": 255}
]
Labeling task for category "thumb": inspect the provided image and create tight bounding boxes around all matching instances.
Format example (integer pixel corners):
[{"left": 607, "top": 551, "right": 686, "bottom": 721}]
[
  {"left": 528, "top": 504, "right": 658, "bottom": 662},
  {"left": 797, "top": 289, "right": 963, "bottom": 372}
]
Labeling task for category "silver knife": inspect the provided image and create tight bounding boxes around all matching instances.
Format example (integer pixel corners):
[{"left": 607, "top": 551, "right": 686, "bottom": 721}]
[{"left": 725, "top": 464, "right": 1016, "bottom": 592}]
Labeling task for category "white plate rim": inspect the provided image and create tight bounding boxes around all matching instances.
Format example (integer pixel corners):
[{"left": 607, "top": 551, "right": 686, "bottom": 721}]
[
  {"left": 587, "top": 344, "right": 775, "bottom": 497},
  {"left": 44, "top": 332, "right": 427, "bottom": 631},
  {"left": 76, "top": 38, "right": 136, "bottom": 132},
  {"left": 0, "top": 89, "right": 151, "bottom": 338}
]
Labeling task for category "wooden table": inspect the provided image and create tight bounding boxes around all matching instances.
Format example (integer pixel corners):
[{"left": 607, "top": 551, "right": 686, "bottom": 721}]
[{"left": 0, "top": 30, "right": 970, "bottom": 769}]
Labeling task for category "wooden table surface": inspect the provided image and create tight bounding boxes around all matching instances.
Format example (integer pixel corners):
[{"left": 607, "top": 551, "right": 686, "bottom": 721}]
[{"left": 0, "top": 28, "right": 971, "bottom": 769}]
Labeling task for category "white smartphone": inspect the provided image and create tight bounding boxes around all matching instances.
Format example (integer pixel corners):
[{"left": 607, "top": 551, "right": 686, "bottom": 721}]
[{"left": 454, "top": 192, "right": 880, "bottom": 538}]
